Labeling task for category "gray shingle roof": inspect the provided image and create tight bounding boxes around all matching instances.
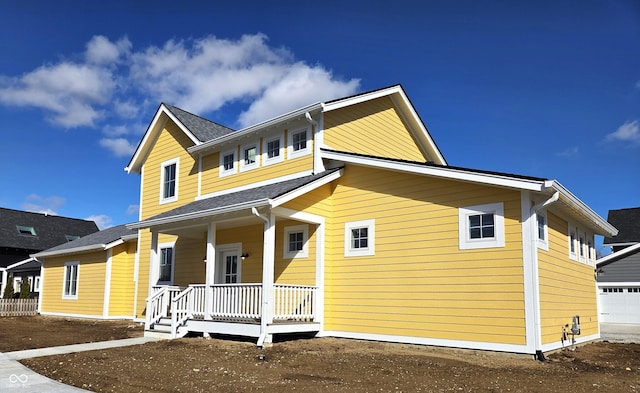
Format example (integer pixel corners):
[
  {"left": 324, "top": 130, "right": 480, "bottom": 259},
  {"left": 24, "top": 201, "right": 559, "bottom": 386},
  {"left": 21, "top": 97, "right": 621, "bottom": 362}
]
[
  {"left": 164, "top": 104, "right": 236, "bottom": 142},
  {"left": 0, "top": 208, "right": 99, "bottom": 251},
  {"left": 603, "top": 207, "right": 640, "bottom": 245},
  {"left": 38, "top": 224, "right": 136, "bottom": 255},
  {"left": 137, "top": 168, "right": 342, "bottom": 225}
]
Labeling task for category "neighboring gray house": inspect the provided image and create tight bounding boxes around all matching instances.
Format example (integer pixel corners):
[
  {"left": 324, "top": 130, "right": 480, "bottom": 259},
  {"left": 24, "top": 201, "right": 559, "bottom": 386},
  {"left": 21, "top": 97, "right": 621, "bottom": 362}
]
[
  {"left": 0, "top": 208, "right": 99, "bottom": 297},
  {"left": 597, "top": 207, "right": 640, "bottom": 324}
]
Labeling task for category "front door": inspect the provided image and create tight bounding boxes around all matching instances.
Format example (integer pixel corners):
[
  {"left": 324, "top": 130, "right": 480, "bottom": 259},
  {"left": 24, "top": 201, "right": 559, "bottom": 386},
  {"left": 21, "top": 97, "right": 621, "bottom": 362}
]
[{"left": 217, "top": 250, "right": 241, "bottom": 284}]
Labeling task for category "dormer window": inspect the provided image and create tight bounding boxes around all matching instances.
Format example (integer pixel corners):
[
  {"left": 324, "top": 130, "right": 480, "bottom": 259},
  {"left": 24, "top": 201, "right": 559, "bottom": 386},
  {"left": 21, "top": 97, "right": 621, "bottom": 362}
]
[
  {"left": 17, "top": 225, "right": 36, "bottom": 236},
  {"left": 66, "top": 235, "right": 80, "bottom": 242},
  {"left": 263, "top": 134, "right": 284, "bottom": 166},
  {"left": 288, "top": 127, "right": 311, "bottom": 159},
  {"left": 240, "top": 143, "right": 259, "bottom": 172},
  {"left": 220, "top": 148, "right": 237, "bottom": 177}
]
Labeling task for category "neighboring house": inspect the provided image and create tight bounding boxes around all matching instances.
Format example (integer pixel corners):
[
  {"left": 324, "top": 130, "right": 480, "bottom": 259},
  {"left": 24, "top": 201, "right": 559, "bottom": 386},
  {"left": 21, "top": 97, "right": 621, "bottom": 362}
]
[
  {"left": 34, "top": 224, "right": 138, "bottom": 319},
  {"left": 0, "top": 208, "right": 99, "bottom": 297},
  {"left": 602, "top": 207, "right": 640, "bottom": 253},
  {"left": 597, "top": 207, "right": 640, "bottom": 324},
  {"left": 37, "top": 85, "right": 616, "bottom": 356}
]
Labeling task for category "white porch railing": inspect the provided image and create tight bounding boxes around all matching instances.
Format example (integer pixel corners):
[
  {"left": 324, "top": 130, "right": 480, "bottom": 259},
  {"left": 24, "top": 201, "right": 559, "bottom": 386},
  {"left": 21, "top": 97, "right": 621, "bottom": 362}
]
[
  {"left": 150, "top": 283, "right": 317, "bottom": 337},
  {"left": 146, "top": 285, "right": 181, "bottom": 328}
]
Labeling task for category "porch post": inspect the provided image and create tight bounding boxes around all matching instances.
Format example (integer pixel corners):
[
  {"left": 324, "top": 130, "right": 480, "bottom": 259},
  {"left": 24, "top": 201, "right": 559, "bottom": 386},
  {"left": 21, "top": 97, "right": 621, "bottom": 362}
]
[
  {"left": 260, "top": 212, "right": 276, "bottom": 345},
  {"left": 204, "top": 222, "right": 217, "bottom": 322},
  {"left": 146, "top": 230, "right": 159, "bottom": 329}
]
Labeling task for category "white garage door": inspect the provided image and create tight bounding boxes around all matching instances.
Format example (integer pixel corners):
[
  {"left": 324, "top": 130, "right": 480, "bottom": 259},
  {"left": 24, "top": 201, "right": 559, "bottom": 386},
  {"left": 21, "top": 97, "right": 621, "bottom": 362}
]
[{"left": 599, "top": 286, "right": 640, "bottom": 323}]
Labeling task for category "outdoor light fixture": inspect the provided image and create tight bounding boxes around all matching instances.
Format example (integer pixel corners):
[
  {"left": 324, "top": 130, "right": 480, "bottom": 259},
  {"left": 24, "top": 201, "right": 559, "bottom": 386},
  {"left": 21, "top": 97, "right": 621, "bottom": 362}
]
[{"left": 241, "top": 253, "right": 249, "bottom": 260}]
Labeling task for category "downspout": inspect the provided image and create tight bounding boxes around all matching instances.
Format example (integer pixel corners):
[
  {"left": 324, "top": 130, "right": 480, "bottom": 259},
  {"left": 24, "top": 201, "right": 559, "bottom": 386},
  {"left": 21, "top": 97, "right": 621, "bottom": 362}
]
[
  {"left": 529, "top": 191, "right": 560, "bottom": 361},
  {"left": 252, "top": 207, "right": 271, "bottom": 347}
]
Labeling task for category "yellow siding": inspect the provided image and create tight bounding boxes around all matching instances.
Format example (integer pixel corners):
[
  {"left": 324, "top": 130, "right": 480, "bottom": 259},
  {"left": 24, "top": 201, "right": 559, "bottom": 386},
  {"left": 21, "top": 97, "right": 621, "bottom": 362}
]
[
  {"left": 274, "top": 220, "right": 316, "bottom": 286},
  {"left": 173, "top": 236, "right": 207, "bottom": 286},
  {"left": 216, "top": 225, "right": 265, "bottom": 283},
  {"left": 324, "top": 96, "right": 426, "bottom": 161},
  {"left": 41, "top": 251, "right": 107, "bottom": 316},
  {"left": 108, "top": 242, "right": 136, "bottom": 317},
  {"left": 320, "top": 165, "right": 526, "bottom": 345},
  {"left": 538, "top": 212, "right": 598, "bottom": 344},
  {"left": 200, "top": 135, "right": 314, "bottom": 196},
  {"left": 140, "top": 121, "right": 199, "bottom": 220}
]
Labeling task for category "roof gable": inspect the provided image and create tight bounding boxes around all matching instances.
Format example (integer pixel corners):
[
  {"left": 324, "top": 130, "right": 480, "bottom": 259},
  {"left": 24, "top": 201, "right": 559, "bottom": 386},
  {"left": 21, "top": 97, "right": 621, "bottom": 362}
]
[
  {"left": 126, "top": 104, "right": 236, "bottom": 174},
  {"left": 0, "top": 208, "right": 99, "bottom": 251},
  {"left": 603, "top": 207, "right": 640, "bottom": 245}
]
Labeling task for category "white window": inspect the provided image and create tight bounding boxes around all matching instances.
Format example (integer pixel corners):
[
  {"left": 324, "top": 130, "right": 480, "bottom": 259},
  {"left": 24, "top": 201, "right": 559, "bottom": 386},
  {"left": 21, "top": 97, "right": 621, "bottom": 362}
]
[
  {"left": 587, "top": 238, "right": 594, "bottom": 265},
  {"left": 568, "top": 226, "right": 577, "bottom": 260},
  {"left": 579, "top": 232, "right": 586, "bottom": 263},
  {"left": 63, "top": 262, "right": 79, "bottom": 299},
  {"left": 344, "top": 219, "right": 375, "bottom": 257},
  {"left": 284, "top": 224, "right": 309, "bottom": 259},
  {"left": 262, "top": 134, "right": 284, "bottom": 165},
  {"left": 158, "top": 244, "right": 174, "bottom": 284},
  {"left": 16, "top": 225, "right": 36, "bottom": 236},
  {"left": 536, "top": 211, "right": 549, "bottom": 251},
  {"left": 34, "top": 276, "right": 41, "bottom": 292},
  {"left": 240, "top": 143, "right": 259, "bottom": 172},
  {"left": 219, "top": 149, "right": 237, "bottom": 177},
  {"left": 13, "top": 277, "right": 21, "bottom": 294},
  {"left": 160, "top": 158, "right": 179, "bottom": 203},
  {"left": 288, "top": 127, "right": 311, "bottom": 159},
  {"left": 458, "top": 203, "right": 505, "bottom": 250}
]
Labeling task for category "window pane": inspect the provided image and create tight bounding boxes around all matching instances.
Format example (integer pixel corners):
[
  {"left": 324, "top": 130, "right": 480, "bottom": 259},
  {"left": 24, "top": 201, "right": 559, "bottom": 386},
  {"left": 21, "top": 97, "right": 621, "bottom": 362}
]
[
  {"left": 244, "top": 147, "right": 256, "bottom": 164},
  {"left": 469, "top": 227, "right": 481, "bottom": 239},
  {"left": 469, "top": 215, "right": 480, "bottom": 227},
  {"left": 223, "top": 154, "right": 234, "bottom": 170},
  {"left": 163, "top": 164, "right": 176, "bottom": 199},
  {"left": 482, "top": 226, "right": 495, "bottom": 238},
  {"left": 481, "top": 213, "right": 494, "bottom": 226},
  {"left": 268, "top": 140, "right": 279, "bottom": 158}
]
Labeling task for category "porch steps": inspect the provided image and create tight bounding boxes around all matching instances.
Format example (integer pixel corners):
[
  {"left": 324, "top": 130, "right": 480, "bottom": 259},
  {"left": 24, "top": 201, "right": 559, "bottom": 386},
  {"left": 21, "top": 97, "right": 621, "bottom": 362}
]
[{"left": 145, "top": 317, "right": 187, "bottom": 338}]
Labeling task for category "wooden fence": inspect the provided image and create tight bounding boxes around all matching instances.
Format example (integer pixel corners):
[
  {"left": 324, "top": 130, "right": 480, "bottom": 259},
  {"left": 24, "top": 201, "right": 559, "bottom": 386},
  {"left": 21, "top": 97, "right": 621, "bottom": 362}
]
[{"left": 0, "top": 299, "right": 38, "bottom": 316}]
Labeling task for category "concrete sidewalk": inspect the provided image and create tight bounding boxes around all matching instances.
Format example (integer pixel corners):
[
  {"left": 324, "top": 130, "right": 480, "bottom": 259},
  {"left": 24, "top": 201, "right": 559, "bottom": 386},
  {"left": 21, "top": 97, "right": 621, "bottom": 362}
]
[
  {"left": 0, "top": 337, "right": 161, "bottom": 392},
  {"left": 600, "top": 323, "right": 640, "bottom": 343}
]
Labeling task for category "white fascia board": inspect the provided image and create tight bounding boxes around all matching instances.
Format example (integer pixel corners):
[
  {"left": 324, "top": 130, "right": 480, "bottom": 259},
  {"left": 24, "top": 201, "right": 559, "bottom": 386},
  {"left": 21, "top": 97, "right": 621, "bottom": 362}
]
[
  {"left": 596, "top": 242, "right": 640, "bottom": 266},
  {"left": 321, "top": 150, "right": 545, "bottom": 191},
  {"left": 6, "top": 257, "right": 36, "bottom": 270},
  {"left": 33, "top": 244, "right": 106, "bottom": 258},
  {"left": 104, "top": 238, "right": 125, "bottom": 251},
  {"left": 189, "top": 103, "right": 323, "bottom": 154},
  {"left": 270, "top": 169, "right": 343, "bottom": 209},
  {"left": 125, "top": 104, "right": 201, "bottom": 174},
  {"left": 126, "top": 199, "right": 271, "bottom": 230},
  {"left": 546, "top": 180, "right": 618, "bottom": 237},
  {"left": 322, "top": 85, "right": 403, "bottom": 112}
]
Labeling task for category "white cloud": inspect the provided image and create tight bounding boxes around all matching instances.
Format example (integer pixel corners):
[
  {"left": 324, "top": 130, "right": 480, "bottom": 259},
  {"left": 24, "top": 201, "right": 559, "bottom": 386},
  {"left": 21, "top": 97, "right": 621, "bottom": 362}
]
[
  {"left": 555, "top": 146, "right": 579, "bottom": 158},
  {"left": 126, "top": 204, "right": 139, "bottom": 216},
  {"left": 0, "top": 33, "right": 360, "bottom": 156},
  {"left": 85, "top": 214, "right": 112, "bottom": 230},
  {"left": 99, "top": 138, "right": 137, "bottom": 157},
  {"left": 22, "top": 194, "right": 65, "bottom": 215},
  {"left": 606, "top": 120, "right": 640, "bottom": 144}
]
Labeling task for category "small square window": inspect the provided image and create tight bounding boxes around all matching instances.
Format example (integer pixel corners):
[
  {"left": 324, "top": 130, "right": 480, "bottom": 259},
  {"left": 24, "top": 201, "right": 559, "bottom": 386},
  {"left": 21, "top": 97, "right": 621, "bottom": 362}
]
[
  {"left": 458, "top": 203, "right": 505, "bottom": 250},
  {"left": 17, "top": 225, "right": 36, "bottom": 236},
  {"left": 284, "top": 225, "right": 308, "bottom": 259},
  {"left": 288, "top": 127, "right": 311, "bottom": 159},
  {"left": 262, "top": 134, "right": 284, "bottom": 166},
  {"left": 220, "top": 149, "right": 237, "bottom": 177},
  {"left": 268, "top": 140, "right": 280, "bottom": 159},
  {"left": 240, "top": 143, "right": 259, "bottom": 172},
  {"left": 344, "top": 219, "right": 375, "bottom": 257}
]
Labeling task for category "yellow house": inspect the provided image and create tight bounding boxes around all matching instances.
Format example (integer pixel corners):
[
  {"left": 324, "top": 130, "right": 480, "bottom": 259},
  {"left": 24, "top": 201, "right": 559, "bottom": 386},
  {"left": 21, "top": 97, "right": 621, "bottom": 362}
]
[
  {"left": 39, "top": 85, "right": 618, "bottom": 357},
  {"left": 35, "top": 225, "right": 138, "bottom": 319}
]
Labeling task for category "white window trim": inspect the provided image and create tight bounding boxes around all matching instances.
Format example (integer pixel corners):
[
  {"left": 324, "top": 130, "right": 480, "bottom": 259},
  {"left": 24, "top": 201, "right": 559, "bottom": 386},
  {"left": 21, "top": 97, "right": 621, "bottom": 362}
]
[
  {"left": 578, "top": 231, "right": 586, "bottom": 263},
  {"left": 536, "top": 211, "right": 549, "bottom": 251},
  {"left": 219, "top": 148, "right": 237, "bottom": 177},
  {"left": 344, "top": 219, "right": 375, "bottom": 257},
  {"left": 262, "top": 134, "right": 284, "bottom": 166},
  {"left": 287, "top": 127, "right": 311, "bottom": 159},
  {"left": 458, "top": 202, "right": 505, "bottom": 250},
  {"left": 159, "top": 157, "right": 179, "bottom": 204},
  {"left": 13, "top": 277, "right": 21, "bottom": 294},
  {"left": 34, "top": 276, "right": 41, "bottom": 292},
  {"left": 157, "top": 242, "right": 175, "bottom": 285},
  {"left": 62, "top": 261, "right": 79, "bottom": 300},
  {"left": 284, "top": 224, "right": 309, "bottom": 259},
  {"left": 568, "top": 225, "right": 578, "bottom": 261},
  {"left": 240, "top": 142, "right": 260, "bottom": 172}
]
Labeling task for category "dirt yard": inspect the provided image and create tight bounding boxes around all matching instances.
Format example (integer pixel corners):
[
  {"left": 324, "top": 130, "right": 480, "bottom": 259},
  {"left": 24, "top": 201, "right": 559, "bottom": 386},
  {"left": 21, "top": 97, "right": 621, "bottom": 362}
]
[{"left": 2, "top": 317, "right": 640, "bottom": 392}]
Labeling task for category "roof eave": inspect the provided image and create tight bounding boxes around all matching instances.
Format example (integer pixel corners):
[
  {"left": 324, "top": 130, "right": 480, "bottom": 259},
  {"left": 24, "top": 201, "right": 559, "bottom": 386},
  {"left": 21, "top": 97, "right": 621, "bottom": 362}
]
[
  {"left": 189, "top": 103, "right": 324, "bottom": 154},
  {"left": 33, "top": 244, "right": 106, "bottom": 259},
  {"left": 596, "top": 242, "right": 640, "bottom": 267}
]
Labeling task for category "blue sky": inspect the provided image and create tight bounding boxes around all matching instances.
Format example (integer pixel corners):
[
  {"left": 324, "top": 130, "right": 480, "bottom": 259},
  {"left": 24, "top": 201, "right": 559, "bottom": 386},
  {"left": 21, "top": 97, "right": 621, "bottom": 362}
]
[{"left": 0, "top": 1, "right": 638, "bottom": 253}]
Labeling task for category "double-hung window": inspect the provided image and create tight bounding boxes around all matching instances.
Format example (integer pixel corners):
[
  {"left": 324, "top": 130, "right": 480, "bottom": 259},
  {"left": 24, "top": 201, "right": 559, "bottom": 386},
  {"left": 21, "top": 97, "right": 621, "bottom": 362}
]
[
  {"left": 536, "top": 211, "right": 549, "bottom": 251},
  {"left": 220, "top": 149, "right": 237, "bottom": 177},
  {"left": 63, "top": 262, "right": 79, "bottom": 299},
  {"left": 160, "top": 158, "right": 179, "bottom": 203},
  {"left": 288, "top": 127, "right": 311, "bottom": 158},
  {"left": 284, "top": 225, "right": 308, "bottom": 259},
  {"left": 262, "top": 134, "right": 284, "bottom": 165},
  {"left": 344, "top": 219, "right": 375, "bottom": 257},
  {"left": 240, "top": 143, "right": 259, "bottom": 172},
  {"left": 158, "top": 244, "right": 174, "bottom": 283},
  {"left": 458, "top": 203, "right": 505, "bottom": 250}
]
